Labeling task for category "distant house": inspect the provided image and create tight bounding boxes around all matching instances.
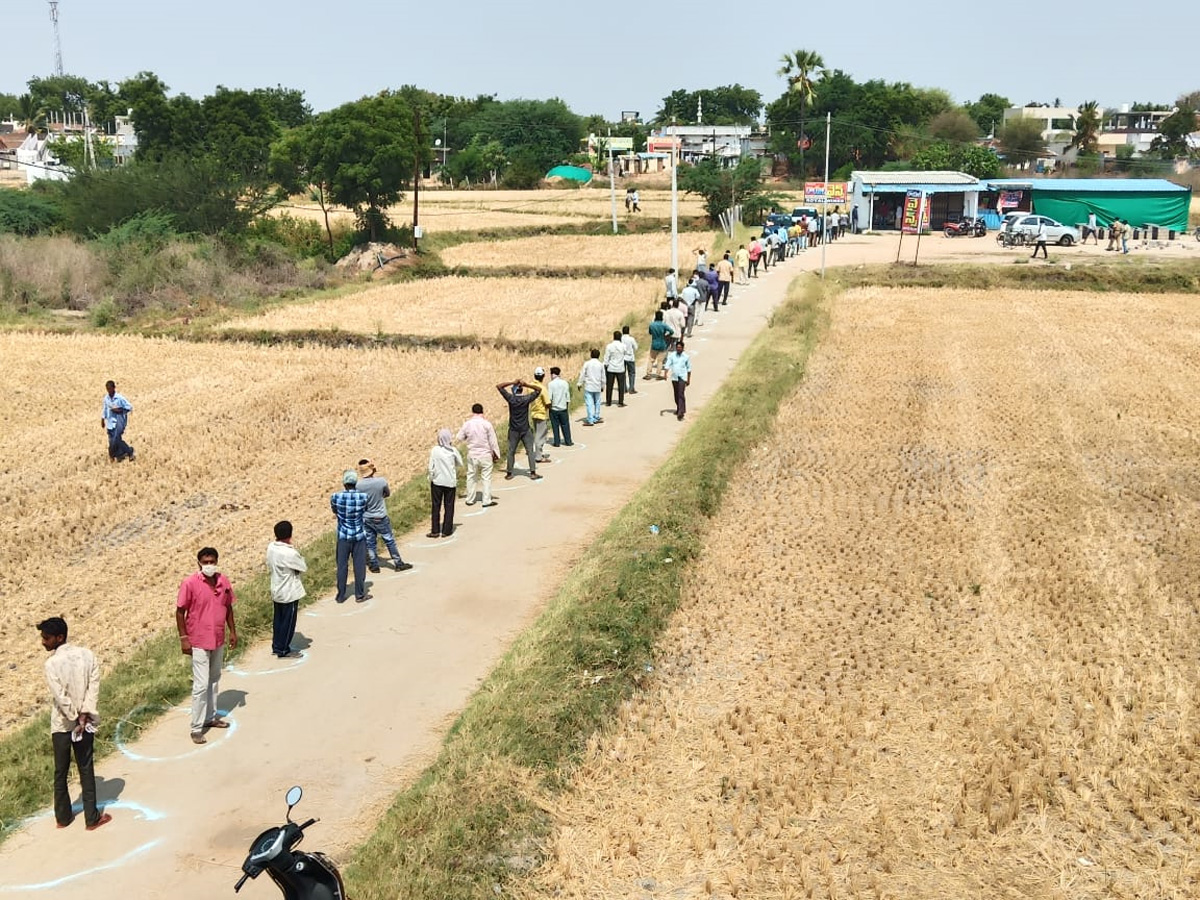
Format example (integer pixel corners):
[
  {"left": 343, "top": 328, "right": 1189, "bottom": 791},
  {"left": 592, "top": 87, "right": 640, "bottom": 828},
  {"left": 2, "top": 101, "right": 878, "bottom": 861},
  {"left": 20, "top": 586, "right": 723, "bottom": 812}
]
[{"left": 647, "top": 125, "right": 757, "bottom": 168}]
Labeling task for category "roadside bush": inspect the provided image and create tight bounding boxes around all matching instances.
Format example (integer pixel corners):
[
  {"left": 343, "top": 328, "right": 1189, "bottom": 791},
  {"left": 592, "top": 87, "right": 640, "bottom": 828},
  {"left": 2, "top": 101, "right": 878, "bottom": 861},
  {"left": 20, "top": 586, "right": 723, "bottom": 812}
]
[
  {"left": 246, "top": 214, "right": 328, "bottom": 259},
  {"left": 0, "top": 234, "right": 105, "bottom": 309},
  {"left": 48, "top": 156, "right": 273, "bottom": 237},
  {"left": 0, "top": 188, "right": 63, "bottom": 237}
]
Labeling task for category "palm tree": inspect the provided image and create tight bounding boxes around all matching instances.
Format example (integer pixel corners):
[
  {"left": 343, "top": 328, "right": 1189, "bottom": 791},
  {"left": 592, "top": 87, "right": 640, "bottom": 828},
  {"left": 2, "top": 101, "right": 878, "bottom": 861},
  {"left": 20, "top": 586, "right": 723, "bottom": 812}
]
[
  {"left": 1070, "top": 101, "right": 1102, "bottom": 155},
  {"left": 777, "top": 50, "right": 825, "bottom": 178}
]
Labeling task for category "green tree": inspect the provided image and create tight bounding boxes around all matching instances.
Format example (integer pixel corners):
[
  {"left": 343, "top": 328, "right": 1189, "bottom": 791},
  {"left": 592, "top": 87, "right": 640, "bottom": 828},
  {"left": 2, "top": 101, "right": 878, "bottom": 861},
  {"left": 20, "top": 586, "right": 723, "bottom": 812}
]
[
  {"left": 251, "top": 86, "right": 312, "bottom": 129},
  {"left": 201, "top": 86, "right": 281, "bottom": 175},
  {"left": 927, "top": 109, "right": 980, "bottom": 144},
  {"left": 777, "top": 49, "right": 825, "bottom": 178},
  {"left": 1150, "top": 105, "right": 1198, "bottom": 159},
  {"left": 1178, "top": 90, "right": 1200, "bottom": 112},
  {"left": 468, "top": 98, "right": 581, "bottom": 176},
  {"left": 678, "top": 156, "right": 769, "bottom": 223},
  {"left": 1070, "top": 100, "right": 1102, "bottom": 153},
  {"left": 270, "top": 92, "right": 417, "bottom": 241},
  {"left": 48, "top": 133, "right": 115, "bottom": 170},
  {"left": 0, "top": 92, "right": 20, "bottom": 120},
  {"left": 911, "top": 142, "right": 1002, "bottom": 179},
  {"left": 26, "top": 74, "right": 92, "bottom": 115},
  {"left": 997, "top": 117, "right": 1047, "bottom": 167},
  {"left": 964, "top": 93, "right": 1011, "bottom": 135},
  {"left": 653, "top": 85, "right": 763, "bottom": 125}
]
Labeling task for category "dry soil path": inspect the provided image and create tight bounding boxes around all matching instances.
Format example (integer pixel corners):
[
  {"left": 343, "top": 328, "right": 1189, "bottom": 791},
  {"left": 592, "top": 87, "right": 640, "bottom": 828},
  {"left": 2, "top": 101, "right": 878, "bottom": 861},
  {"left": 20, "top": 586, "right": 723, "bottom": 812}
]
[{"left": 0, "top": 234, "right": 974, "bottom": 898}]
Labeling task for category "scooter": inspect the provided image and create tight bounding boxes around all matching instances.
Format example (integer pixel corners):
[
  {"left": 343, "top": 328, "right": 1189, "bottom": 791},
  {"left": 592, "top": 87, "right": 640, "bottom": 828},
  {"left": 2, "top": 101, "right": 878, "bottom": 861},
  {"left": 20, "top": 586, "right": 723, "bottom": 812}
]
[{"left": 235, "top": 786, "right": 346, "bottom": 899}]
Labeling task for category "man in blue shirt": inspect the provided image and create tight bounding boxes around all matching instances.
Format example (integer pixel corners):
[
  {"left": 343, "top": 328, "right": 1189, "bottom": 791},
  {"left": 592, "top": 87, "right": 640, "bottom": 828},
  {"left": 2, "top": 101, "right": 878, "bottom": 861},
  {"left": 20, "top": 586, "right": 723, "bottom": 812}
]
[
  {"left": 101, "top": 380, "right": 135, "bottom": 461},
  {"left": 330, "top": 470, "right": 369, "bottom": 603},
  {"left": 664, "top": 339, "right": 692, "bottom": 421}
]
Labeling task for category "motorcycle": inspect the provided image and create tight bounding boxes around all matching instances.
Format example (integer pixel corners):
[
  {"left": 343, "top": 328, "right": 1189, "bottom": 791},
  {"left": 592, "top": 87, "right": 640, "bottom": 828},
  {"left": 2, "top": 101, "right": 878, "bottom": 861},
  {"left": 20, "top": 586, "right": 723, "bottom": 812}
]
[
  {"left": 235, "top": 786, "right": 346, "bottom": 900},
  {"left": 1194, "top": 226, "right": 1200, "bottom": 242},
  {"left": 943, "top": 217, "right": 988, "bottom": 238}
]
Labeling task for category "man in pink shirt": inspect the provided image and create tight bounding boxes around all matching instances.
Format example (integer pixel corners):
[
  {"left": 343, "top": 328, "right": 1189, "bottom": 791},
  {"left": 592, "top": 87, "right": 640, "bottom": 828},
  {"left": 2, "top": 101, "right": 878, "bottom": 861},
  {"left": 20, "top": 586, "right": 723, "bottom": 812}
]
[
  {"left": 456, "top": 402, "right": 501, "bottom": 508},
  {"left": 176, "top": 547, "right": 238, "bottom": 744}
]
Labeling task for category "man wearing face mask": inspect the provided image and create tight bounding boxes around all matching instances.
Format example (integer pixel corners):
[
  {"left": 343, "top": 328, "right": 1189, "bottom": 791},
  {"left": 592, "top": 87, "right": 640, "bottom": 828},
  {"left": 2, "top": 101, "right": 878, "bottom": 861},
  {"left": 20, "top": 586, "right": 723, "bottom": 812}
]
[{"left": 176, "top": 547, "right": 238, "bottom": 744}]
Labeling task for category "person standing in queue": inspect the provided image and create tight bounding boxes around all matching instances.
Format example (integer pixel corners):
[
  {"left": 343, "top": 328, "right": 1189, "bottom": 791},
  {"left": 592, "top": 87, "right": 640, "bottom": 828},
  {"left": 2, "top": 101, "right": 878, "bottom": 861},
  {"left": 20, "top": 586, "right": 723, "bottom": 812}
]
[
  {"left": 176, "top": 547, "right": 238, "bottom": 743},
  {"left": 39, "top": 616, "right": 111, "bottom": 831}
]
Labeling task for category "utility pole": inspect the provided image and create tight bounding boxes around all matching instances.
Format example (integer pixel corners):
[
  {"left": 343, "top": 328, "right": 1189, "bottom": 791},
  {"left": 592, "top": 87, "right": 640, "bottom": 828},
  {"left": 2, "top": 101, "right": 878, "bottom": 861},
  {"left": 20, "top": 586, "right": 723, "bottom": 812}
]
[
  {"left": 412, "top": 109, "right": 421, "bottom": 251},
  {"left": 49, "top": 1, "right": 64, "bottom": 77},
  {"left": 670, "top": 120, "right": 678, "bottom": 274},
  {"left": 608, "top": 128, "right": 617, "bottom": 234},
  {"left": 820, "top": 112, "right": 831, "bottom": 280}
]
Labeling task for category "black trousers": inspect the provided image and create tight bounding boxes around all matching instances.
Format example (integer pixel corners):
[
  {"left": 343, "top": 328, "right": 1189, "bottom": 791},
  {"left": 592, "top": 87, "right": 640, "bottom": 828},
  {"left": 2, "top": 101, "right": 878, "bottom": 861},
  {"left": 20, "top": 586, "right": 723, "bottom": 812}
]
[
  {"left": 605, "top": 370, "right": 625, "bottom": 406},
  {"left": 272, "top": 600, "right": 298, "bottom": 656},
  {"left": 53, "top": 731, "right": 100, "bottom": 827},
  {"left": 430, "top": 483, "right": 456, "bottom": 536},
  {"left": 672, "top": 379, "right": 688, "bottom": 417}
]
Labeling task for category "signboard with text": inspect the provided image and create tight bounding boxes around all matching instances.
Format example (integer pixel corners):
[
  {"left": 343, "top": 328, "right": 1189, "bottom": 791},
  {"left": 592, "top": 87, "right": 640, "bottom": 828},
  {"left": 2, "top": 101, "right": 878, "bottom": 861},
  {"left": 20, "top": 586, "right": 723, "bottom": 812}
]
[
  {"left": 804, "top": 181, "right": 849, "bottom": 206},
  {"left": 901, "top": 190, "right": 931, "bottom": 234}
]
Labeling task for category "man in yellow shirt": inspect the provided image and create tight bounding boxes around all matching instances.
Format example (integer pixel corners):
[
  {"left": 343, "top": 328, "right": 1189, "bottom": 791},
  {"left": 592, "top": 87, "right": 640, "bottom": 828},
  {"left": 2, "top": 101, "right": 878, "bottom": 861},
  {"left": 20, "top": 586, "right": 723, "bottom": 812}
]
[
  {"left": 734, "top": 245, "right": 749, "bottom": 285},
  {"left": 530, "top": 367, "right": 552, "bottom": 462}
]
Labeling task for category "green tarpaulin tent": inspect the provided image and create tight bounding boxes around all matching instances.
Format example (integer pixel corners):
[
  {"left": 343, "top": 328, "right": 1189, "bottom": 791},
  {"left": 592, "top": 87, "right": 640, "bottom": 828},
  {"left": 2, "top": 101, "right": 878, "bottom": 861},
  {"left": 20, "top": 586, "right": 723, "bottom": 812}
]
[
  {"left": 986, "top": 178, "right": 1192, "bottom": 232},
  {"left": 546, "top": 165, "right": 593, "bottom": 183}
]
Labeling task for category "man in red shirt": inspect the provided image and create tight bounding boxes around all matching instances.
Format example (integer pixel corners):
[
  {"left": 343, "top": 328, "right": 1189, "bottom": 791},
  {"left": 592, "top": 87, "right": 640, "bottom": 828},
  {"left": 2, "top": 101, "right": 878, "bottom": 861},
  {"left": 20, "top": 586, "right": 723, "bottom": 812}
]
[{"left": 176, "top": 547, "right": 238, "bottom": 744}]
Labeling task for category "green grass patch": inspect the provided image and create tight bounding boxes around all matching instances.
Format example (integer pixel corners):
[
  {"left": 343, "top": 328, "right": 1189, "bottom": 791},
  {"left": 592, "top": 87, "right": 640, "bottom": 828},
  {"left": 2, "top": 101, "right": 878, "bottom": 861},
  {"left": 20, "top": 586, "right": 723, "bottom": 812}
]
[
  {"left": 834, "top": 258, "right": 1200, "bottom": 294},
  {"left": 342, "top": 275, "right": 828, "bottom": 899},
  {"left": 0, "top": 470, "right": 433, "bottom": 838}
]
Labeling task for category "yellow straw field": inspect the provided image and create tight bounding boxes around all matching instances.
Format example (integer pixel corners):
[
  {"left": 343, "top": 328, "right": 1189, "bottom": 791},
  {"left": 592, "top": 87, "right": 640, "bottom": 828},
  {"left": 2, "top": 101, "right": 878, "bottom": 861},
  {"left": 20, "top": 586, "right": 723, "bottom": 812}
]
[
  {"left": 276, "top": 188, "right": 726, "bottom": 234},
  {"left": 525, "top": 287, "right": 1200, "bottom": 899},
  {"left": 441, "top": 233, "right": 679, "bottom": 271},
  {"left": 0, "top": 333, "right": 558, "bottom": 735},
  {"left": 218, "top": 275, "right": 661, "bottom": 343}
]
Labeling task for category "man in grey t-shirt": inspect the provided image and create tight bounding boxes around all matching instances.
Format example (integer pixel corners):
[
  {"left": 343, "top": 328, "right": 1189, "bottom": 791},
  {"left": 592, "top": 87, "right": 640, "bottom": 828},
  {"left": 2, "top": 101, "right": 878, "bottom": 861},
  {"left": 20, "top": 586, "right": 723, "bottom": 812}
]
[{"left": 356, "top": 459, "right": 413, "bottom": 573}]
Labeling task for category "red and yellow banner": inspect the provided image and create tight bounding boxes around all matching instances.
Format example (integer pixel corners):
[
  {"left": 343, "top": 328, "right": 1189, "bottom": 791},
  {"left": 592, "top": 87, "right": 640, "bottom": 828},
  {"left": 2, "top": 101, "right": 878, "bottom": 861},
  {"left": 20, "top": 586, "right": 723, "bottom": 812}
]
[
  {"left": 804, "top": 181, "right": 849, "bottom": 206},
  {"left": 901, "top": 190, "right": 930, "bottom": 235}
]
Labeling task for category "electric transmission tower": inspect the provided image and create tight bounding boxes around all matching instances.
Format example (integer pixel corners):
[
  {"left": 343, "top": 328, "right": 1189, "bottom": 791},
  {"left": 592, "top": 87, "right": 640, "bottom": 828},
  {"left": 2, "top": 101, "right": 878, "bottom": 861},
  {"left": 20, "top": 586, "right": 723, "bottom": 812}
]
[{"left": 49, "top": 1, "right": 64, "bottom": 76}]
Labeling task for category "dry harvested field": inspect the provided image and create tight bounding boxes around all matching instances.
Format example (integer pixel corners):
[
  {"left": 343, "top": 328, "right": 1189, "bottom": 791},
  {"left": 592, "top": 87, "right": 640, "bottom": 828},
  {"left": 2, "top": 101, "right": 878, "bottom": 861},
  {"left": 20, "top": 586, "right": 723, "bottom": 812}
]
[
  {"left": 219, "top": 275, "right": 660, "bottom": 343},
  {"left": 527, "top": 288, "right": 1200, "bottom": 899},
  {"left": 277, "top": 189, "right": 732, "bottom": 234},
  {"left": 441, "top": 233, "right": 680, "bottom": 270},
  {"left": 0, "top": 333, "right": 553, "bottom": 735}
]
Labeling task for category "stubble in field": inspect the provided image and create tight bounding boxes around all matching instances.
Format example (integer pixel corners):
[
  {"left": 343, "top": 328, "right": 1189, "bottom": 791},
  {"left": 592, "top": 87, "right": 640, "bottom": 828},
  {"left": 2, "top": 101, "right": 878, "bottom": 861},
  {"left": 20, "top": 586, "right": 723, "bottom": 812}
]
[
  {"left": 525, "top": 288, "right": 1200, "bottom": 899},
  {"left": 441, "top": 233, "right": 679, "bottom": 271},
  {"left": 219, "top": 275, "right": 660, "bottom": 344},
  {"left": 0, "top": 333, "right": 555, "bottom": 735}
]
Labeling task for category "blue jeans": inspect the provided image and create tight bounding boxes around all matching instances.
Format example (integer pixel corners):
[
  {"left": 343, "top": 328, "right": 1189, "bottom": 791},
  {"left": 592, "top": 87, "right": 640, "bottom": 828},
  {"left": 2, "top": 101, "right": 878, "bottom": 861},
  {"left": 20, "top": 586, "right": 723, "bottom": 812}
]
[
  {"left": 585, "top": 391, "right": 601, "bottom": 423},
  {"left": 106, "top": 423, "right": 134, "bottom": 460},
  {"left": 364, "top": 516, "right": 403, "bottom": 567},
  {"left": 335, "top": 538, "right": 367, "bottom": 602}
]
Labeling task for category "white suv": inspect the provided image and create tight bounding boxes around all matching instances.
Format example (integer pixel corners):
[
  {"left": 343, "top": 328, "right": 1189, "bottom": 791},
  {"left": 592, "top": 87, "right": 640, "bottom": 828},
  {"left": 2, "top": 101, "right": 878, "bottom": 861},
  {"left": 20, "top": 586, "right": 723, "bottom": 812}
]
[{"left": 1009, "top": 214, "right": 1081, "bottom": 246}]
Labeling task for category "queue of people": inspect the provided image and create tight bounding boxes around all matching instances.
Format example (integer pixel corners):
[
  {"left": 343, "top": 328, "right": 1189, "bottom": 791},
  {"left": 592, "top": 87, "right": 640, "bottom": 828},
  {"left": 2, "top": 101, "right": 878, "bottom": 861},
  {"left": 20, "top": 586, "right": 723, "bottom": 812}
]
[{"left": 49, "top": 235, "right": 799, "bottom": 834}]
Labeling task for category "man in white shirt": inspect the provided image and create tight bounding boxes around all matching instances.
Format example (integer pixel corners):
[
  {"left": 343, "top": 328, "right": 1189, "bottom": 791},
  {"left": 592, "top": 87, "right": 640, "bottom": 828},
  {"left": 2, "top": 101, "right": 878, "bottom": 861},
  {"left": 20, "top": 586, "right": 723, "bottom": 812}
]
[
  {"left": 1031, "top": 219, "right": 1048, "bottom": 259},
  {"left": 620, "top": 326, "right": 640, "bottom": 395},
  {"left": 663, "top": 299, "right": 687, "bottom": 350},
  {"left": 457, "top": 403, "right": 501, "bottom": 507},
  {"left": 577, "top": 348, "right": 605, "bottom": 425},
  {"left": 603, "top": 330, "right": 627, "bottom": 408},
  {"left": 39, "top": 616, "right": 110, "bottom": 831},
  {"left": 680, "top": 277, "right": 701, "bottom": 336},
  {"left": 266, "top": 521, "right": 307, "bottom": 658},
  {"left": 664, "top": 268, "right": 678, "bottom": 301},
  {"left": 547, "top": 366, "right": 573, "bottom": 448}
]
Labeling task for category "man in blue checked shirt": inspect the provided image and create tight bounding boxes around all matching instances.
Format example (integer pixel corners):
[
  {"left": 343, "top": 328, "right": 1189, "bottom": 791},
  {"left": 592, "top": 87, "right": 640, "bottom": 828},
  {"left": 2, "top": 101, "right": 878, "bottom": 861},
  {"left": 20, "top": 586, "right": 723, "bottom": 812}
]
[
  {"left": 101, "top": 380, "right": 135, "bottom": 461},
  {"left": 330, "top": 470, "right": 369, "bottom": 603}
]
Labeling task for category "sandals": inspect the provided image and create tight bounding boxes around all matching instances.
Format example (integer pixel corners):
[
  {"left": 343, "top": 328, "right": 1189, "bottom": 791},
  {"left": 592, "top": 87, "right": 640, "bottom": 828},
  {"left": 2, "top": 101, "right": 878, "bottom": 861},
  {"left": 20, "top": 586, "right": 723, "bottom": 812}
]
[{"left": 204, "top": 718, "right": 230, "bottom": 729}]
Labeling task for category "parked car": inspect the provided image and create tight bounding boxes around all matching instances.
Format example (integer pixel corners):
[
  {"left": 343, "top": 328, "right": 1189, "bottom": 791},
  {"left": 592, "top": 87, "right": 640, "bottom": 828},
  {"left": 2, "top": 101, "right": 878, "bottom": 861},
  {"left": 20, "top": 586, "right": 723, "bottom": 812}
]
[
  {"left": 763, "top": 213, "right": 793, "bottom": 229},
  {"left": 790, "top": 206, "right": 819, "bottom": 223},
  {"left": 1008, "top": 214, "right": 1081, "bottom": 246}
]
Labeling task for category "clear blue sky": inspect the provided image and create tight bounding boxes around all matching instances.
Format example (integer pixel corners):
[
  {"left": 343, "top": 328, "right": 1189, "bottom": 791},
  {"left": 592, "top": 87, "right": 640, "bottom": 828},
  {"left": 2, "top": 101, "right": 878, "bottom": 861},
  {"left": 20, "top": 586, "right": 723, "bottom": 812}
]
[{"left": 3, "top": 1, "right": 1197, "bottom": 119}]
